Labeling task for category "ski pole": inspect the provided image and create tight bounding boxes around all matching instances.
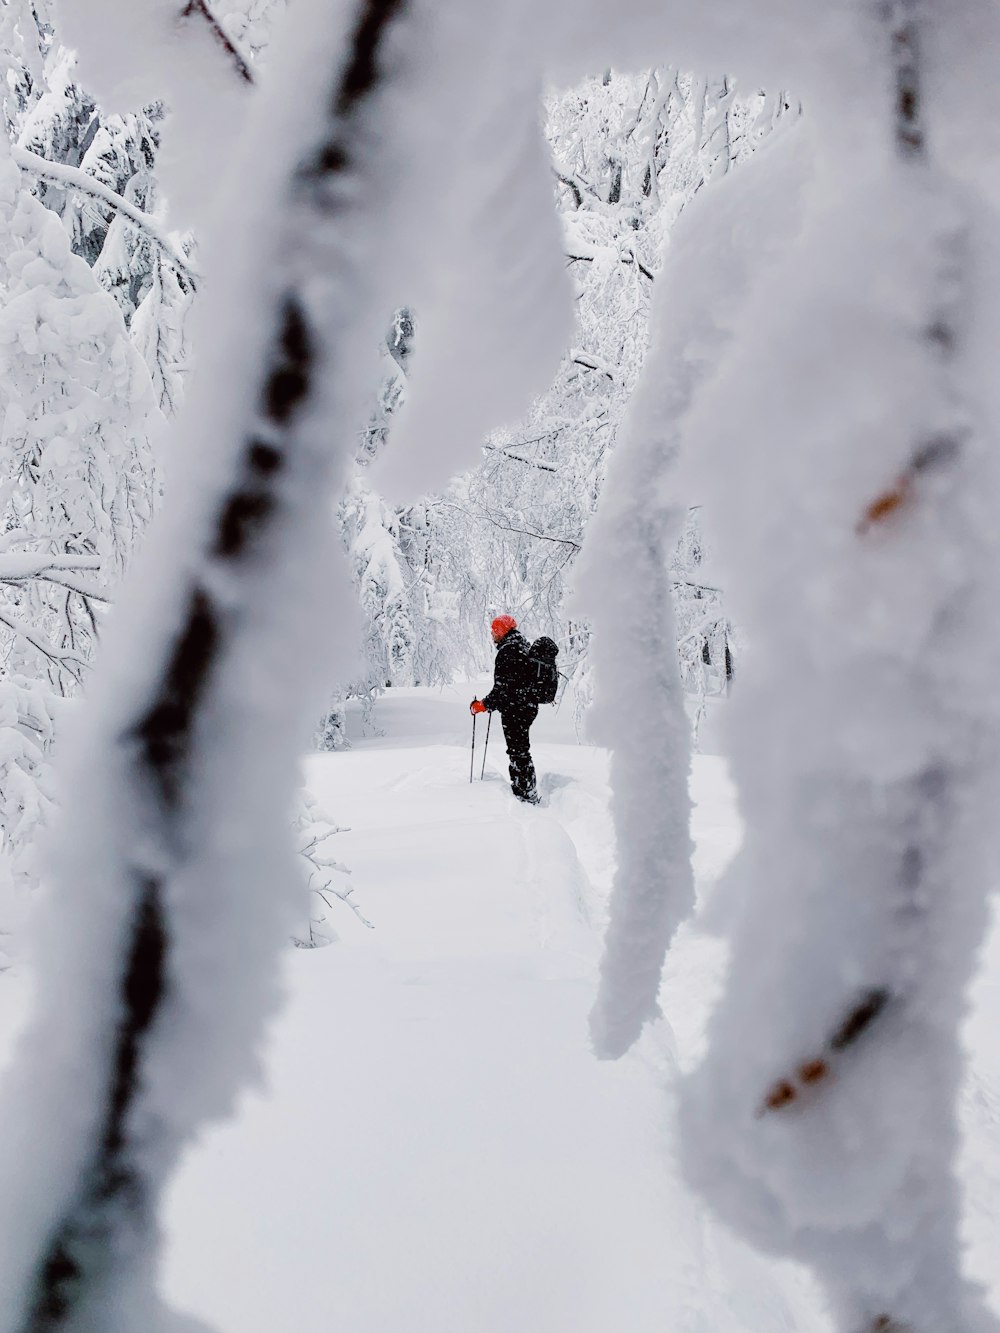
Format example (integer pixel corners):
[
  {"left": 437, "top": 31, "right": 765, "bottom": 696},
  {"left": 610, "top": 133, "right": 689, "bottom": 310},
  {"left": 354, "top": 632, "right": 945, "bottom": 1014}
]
[
  {"left": 470, "top": 704, "right": 477, "bottom": 783},
  {"left": 481, "top": 711, "right": 492, "bottom": 780}
]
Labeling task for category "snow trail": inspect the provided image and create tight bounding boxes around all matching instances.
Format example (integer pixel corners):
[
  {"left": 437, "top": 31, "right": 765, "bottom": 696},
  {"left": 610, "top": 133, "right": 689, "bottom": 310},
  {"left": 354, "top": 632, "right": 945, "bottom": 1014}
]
[{"left": 159, "top": 685, "right": 824, "bottom": 1333}]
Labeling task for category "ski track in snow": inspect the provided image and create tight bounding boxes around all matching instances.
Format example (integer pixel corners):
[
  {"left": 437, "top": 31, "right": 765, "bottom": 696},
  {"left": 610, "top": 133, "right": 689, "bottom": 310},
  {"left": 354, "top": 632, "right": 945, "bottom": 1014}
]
[{"left": 2, "top": 685, "right": 997, "bottom": 1330}]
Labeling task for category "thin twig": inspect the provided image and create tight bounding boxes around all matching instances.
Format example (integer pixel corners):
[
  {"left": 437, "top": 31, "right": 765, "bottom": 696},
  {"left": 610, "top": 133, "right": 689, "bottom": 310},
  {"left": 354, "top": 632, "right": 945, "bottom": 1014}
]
[
  {"left": 482, "top": 444, "right": 557, "bottom": 473},
  {"left": 481, "top": 516, "right": 581, "bottom": 549},
  {"left": 30, "top": 573, "right": 110, "bottom": 603},
  {"left": 0, "top": 605, "right": 85, "bottom": 679},
  {"left": 671, "top": 575, "right": 722, "bottom": 595},
  {"left": 315, "top": 884, "right": 374, "bottom": 930}
]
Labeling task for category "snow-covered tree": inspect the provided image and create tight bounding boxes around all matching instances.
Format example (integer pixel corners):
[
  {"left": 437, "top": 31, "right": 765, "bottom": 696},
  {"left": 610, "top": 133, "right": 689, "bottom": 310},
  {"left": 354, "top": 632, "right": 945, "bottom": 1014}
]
[
  {"left": 0, "top": 1, "right": 50, "bottom": 137},
  {"left": 674, "top": 7, "right": 1000, "bottom": 1328},
  {"left": 342, "top": 476, "right": 419, "bottom": 689},
  {"left": 0, "top": 134, "right": 159, "bottom": 942},
  {"left": 1, "top": 3, "right": 195, "bottom": 407},
  {"left": 396, "top": 69, "right": 782, "bottom": 708},
  {"left": 329, "top": 308, "right": 463, "bottom": 724},
  {"left": 321, "top": 70, "right": 774, "bottom": 730}
]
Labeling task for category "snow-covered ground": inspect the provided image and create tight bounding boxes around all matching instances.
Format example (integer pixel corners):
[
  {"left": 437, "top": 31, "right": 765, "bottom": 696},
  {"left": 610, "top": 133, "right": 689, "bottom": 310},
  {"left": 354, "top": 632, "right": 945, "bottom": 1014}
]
[{"left": 3, "top": 683, "right": 999, "bottom": 1330}]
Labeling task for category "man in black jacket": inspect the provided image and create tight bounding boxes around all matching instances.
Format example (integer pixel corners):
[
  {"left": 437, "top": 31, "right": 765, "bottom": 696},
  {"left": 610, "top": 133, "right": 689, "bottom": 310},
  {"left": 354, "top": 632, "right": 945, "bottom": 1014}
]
[{"left": 470, "top": 615, "right": 539, "bottom": 804}]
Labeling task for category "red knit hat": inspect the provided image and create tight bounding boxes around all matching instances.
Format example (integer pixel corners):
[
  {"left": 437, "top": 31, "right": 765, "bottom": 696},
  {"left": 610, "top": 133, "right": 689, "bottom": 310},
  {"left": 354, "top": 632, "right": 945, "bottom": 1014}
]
[{"left": 491, "top": 615, "right": 517, "bottom": 640}]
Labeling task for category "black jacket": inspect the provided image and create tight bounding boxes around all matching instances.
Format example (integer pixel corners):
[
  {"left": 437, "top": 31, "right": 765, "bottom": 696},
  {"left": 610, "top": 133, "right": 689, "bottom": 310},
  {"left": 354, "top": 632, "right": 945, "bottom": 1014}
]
[{"left": 482, "top": 629, "right": 533, "bottom": 713}]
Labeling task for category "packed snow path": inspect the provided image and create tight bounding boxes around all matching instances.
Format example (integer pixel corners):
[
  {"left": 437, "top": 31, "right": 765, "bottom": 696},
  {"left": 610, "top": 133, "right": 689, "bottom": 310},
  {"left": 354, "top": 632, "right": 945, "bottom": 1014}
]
[
  {"left": 129, "top": 685, "right": 996, "bottom": 1330},
  {"left": 156, "top": 686, "right": 824, "bottom": 1332},
  {"left": 1, "top": 687, "right": 996, "bottom": 1329}
]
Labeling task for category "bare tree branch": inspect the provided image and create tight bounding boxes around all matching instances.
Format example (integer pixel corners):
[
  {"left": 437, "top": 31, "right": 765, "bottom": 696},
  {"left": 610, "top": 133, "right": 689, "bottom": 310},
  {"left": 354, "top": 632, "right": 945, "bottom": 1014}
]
[
  {"left": 478, "top": 511, "right": 582, "bottom": 550},
  {"left": 0, "top": 605, "right": 86, "bottom": 680},
  {"left": 553, "top": 169, "right": 583, "bottom": 208},
  {"left": 0, "top": 553, "right": 109, "bottom": 602},
  {"left": 482, "top": 444, "right": 557, "bottom": 473},
  {"left": 671, "top": 576, "right": 722, "bottom": 595}
]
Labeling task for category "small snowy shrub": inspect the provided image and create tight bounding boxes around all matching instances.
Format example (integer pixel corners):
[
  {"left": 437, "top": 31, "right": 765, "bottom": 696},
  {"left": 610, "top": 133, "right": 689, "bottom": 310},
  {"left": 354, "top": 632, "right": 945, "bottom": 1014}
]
[{"left": 292, "top": 791, "right": 370, "bottom": 948}]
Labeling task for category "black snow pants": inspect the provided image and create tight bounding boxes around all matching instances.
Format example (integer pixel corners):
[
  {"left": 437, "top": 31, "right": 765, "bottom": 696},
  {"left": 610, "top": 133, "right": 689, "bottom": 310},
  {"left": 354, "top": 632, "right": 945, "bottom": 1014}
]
[{"left": 500, "top": 704, "right": 538, "bottom": 802}]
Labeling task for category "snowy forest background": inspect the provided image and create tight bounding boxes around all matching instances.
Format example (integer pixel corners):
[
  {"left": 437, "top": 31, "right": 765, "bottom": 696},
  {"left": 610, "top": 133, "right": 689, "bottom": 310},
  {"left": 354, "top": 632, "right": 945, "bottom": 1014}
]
[
  {"left": 0, "top": 0, "right": 777, "bottom": 941},
  {"left": 1, "top": 2, "right": 999, "bottom": 1332}
]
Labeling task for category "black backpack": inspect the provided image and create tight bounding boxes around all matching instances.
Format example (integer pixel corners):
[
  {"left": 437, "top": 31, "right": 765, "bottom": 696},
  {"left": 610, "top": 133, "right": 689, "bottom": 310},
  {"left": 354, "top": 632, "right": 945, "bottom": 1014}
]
[{"left": 526, "top": 636, "right": 559, "bottom": 705}]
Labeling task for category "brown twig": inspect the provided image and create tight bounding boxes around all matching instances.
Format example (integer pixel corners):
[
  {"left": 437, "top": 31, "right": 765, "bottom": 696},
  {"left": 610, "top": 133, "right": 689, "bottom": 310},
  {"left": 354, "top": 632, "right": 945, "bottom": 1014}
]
[
  {"left": 856, "top": 433, "right": 962, "bottom": 534},
  {"left": 758, "top": 988, "right": 890, "bottom": 1115}
]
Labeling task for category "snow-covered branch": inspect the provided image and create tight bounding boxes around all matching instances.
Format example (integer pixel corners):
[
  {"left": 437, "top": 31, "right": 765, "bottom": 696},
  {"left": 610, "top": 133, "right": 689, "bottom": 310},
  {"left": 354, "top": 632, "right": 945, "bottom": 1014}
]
[
  {"left": 481, "top": 443, "right": 557, "bottom": 473},
  {"left": 0, "top": 605, "right": 85, "bottom": 680},
  {"left": 0, "top": 1, "right": 418, "bottom": 1323},
  {"left": 567, "top": 250, "right": 655, "bottom": 282},
  {"left": 12, "top": 147, "right": 198, "bottom": 287},
  {"left": 673, "top": 6, "right": 1000, "bottom": 1330},
  {"left": 570, "top": 350, "right": 618, "bottom": 383},
  {"left": 0, "top": 553, "right": 109, "bottom": 607},
  {"left": 0, "top": 554, "right": 101, "bottom": 582}
]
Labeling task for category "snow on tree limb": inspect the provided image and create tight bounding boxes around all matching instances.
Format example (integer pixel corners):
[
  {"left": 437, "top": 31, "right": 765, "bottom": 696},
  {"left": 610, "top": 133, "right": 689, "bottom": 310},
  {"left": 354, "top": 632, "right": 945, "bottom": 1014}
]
[
  {"left": 12, "top": 147, "right": 198, "bottom": 286},
  {"left": 674, "top": 4, "right": 1000, "bottom": 1329},
  {"left": 0, "top": 1, "right": 416, "bottom": 1326},
  {"left": 0, "top": 606, "right": 86, "bottom": 683},
  {"left": 580, "top": 117, "right": 808, "bottom": 1061}
]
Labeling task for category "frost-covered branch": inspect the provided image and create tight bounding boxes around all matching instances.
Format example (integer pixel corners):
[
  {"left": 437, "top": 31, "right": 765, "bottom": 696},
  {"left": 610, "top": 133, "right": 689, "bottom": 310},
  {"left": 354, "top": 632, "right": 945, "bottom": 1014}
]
[
  {"left": 0, "top": 1, "right": 417, "bottom": 1324},
  {"left": 293, "top": 793, "right": 371, "bottom": 943},
  {"left": 0, "top": 605, "right": 85, "bottom": 680},
  {"left": 675, "top": 5, "right": 1000, "bottom": 1330},
  {"left": 567, "top": 250, "right": 655, "bottom": 282},
  {"left": 472, "top": 501, "right": 582, "bottom": 550},
  {"left": 481, "top": 443, "right": 557, "bottom": 473},
  {"left": 12, "top": 147, "right": 198, "bottom": 286},
  {"left": 570, "top": 350, "right": 619, "bottom": 382},
  {"left": 670, "top": 576, "right": 722, "bottom": 595},
  {"left": 28, "top": 573, "right": 110, "bottom": 604},
  {"left": 0, "top": 554, "right": 102, "bottom": 582},
  {"left": 554, "top": 170, "right": 584, "bottom": 208},
  {"left": 0, "top": 553, "right": 109, "bottom": 606},
  {"left": 580, "top": 99, "right": 810, "bottom": 1061}
]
